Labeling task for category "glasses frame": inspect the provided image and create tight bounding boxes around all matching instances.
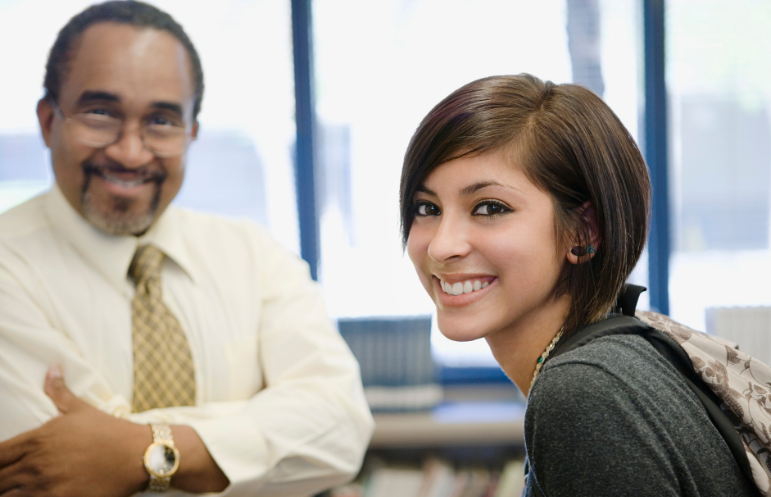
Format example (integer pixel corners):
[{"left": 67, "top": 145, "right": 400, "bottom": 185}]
[{"left": 47, "top": 96, "right": 194, "bottom": 159}]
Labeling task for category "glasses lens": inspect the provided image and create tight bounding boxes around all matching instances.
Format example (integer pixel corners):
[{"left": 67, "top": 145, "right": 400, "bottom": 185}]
[
  {"left": 144, "top": 125, "right": 189, "bottom": 158},
  {"left": 67, "top": 112, "right": 190, "bottom": 157},
  {"left": 70, "top": 114, "right": 121, "bottom": 148}
]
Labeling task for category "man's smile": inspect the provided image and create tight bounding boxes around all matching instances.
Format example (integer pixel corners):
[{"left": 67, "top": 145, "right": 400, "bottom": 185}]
[
  {"left": 78, "top": 160, "right": 167, "bottom": 234},
  {"left": 84, "top": 162, "right": 166, "bottom": 196}
]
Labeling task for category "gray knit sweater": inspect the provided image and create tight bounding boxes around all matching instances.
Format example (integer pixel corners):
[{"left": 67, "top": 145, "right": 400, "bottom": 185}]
[{"left": 523, "top": 334, "right": 759, "bottom": 497}]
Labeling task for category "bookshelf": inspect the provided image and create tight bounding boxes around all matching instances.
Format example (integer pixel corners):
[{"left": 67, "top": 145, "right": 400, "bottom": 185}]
[
  {"left": 370, "top": 400, "right": 525, "bottom": 449},
  {"left": 322, "top": 390, "right": 528, "bottom": 496},
  {"left": 332, "top": 318, "right": 528, "bottom": 495}
]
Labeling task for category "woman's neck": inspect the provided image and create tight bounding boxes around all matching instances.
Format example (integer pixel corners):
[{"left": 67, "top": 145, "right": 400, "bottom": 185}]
[{"left": 485, "top": 295, "right": 571, "bottom": 396}]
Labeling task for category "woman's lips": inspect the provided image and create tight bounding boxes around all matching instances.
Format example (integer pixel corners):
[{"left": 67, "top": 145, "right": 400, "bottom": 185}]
[{"left": 433, "top": 275, "right": 497, "bottom": 307}]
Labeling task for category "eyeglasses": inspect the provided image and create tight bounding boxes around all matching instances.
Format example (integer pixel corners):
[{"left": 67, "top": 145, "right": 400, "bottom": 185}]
[{"left": 48, "top": 97, "right": 193, "bottom": 158}]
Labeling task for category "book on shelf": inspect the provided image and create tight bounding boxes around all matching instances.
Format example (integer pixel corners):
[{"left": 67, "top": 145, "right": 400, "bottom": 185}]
[
  {"left": 494, "top": 460, "right": 525, "bottom": 497},
  {"left": 368, "top": 467, "right": 425, "bottom": 497},
  {"left": 337, "top": 315, "right": 442, "bottom": 411},
  {"left": 327, "top": 457, "right": 525, "bottom": 497}
]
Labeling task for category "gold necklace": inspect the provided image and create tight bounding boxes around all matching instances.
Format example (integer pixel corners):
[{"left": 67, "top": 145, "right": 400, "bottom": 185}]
[{"left": 530, "top": 328, "right": 564, "bottom": 391}]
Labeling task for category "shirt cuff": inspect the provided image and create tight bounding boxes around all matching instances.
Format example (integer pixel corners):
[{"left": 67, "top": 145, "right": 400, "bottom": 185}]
[{"left": 186, "top": 413, "right": 270, "bottom": 496}]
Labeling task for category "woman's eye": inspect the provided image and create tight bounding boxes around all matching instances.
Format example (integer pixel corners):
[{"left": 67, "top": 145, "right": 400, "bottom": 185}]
[
  {"left": 415, "top": 202, "right": 440, "bottom": 216},
  {"left": 473, "top": 201, "right": 511, "bottom": 217}
]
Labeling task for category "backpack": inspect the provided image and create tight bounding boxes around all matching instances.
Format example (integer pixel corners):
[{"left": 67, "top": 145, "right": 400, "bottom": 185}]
[{"left": 546, "top": 284, "right": 771, "bottom": 495}]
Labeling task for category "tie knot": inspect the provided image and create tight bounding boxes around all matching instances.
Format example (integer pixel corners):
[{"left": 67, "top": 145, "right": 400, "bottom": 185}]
[{"left": 129, "top": 245, "right": 165, "bottom": 285}]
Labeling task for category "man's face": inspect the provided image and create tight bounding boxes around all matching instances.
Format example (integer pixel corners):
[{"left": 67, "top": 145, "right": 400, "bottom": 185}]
[{"left": 38, "top": 22, "right": 198, "bottom": 235}]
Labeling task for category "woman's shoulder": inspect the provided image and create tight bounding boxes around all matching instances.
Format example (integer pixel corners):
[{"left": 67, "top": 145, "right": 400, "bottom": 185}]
[
  {"left": 528, "top": 333, "right": 680, "bottom": 420},
  {"left": 545, "top": 332, "right": 666, "bottom": 372},
  {"left": 534, "top": 333, "right": 675, "bottom": 396},
  {"left": 528, "top": 333, "right": 702, "bottom": 428},
  {"left": 524, "top": 334, "right": 757, "bottom": 497}
]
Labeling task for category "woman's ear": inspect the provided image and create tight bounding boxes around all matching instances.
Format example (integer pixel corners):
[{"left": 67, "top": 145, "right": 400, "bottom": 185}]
[{"left": 566, "top": 201, "right": 601, "bottom": 265}]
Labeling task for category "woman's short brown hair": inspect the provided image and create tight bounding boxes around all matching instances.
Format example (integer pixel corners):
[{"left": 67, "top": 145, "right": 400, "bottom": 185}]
[{"left": 399, "top": 74, "right": 650, "bottom": 333}]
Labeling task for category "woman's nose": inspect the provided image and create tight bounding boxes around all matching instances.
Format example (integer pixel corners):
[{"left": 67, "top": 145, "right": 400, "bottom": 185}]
[{"left": 427, "top": 216, "right": 472, "bottom": 263}]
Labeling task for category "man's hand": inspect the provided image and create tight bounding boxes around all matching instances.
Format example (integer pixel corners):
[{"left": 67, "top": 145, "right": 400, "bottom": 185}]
[{"left": 0, "top": 365, "right": 150, "bottom": 497}]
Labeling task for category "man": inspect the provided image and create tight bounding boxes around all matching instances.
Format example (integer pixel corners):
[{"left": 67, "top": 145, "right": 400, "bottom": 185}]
[{"left": 0, "top": 2, "right": 373, "bottom": 496}]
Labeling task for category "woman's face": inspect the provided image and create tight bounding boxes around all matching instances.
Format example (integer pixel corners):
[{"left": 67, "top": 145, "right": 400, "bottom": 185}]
[{"left": 407, "top": 151, "right": 569, "bottom": 343}]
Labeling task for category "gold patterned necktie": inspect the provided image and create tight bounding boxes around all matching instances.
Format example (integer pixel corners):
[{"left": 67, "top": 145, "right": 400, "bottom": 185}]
[{"left": 129, "top": 244, "right": 196, "bottom": 412}]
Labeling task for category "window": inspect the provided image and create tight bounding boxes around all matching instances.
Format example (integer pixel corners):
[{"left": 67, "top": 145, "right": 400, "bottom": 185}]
[
  {"left": 0, "top": 0, "right": 87, "bottom": 213},
  {"left": 0, "top": 0, "right": 299, "bottom": 252},
  {"left": 667, "top": 0, "right": 771, "bottom": 331},
  {"left": 1, "top": 0, "right": 647, "bottom": 369},
  {"left": 313, "top": 0, "right": 644, "bottom": 365}
]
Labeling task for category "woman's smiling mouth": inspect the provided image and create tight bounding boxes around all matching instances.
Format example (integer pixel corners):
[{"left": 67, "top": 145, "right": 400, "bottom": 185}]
[
  {"left": 440, "top": 278, "right": 490, "bottom": 295},
  {"left": 433, "top": 275, "right": 497, "bottom": 305}
]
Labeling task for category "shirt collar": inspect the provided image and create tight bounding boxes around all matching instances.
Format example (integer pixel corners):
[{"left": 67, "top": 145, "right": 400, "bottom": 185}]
[
  {"left": 44, "top": 184, "right": 197, "bottom": 291},
  {"left": 139, "top": 203, "right": 198, "bottom": 284}
]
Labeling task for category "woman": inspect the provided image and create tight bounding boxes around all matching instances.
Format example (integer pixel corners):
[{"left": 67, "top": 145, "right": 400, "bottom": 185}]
[{"left": 399, "top": 74, "right": 758, "bottom": 496}]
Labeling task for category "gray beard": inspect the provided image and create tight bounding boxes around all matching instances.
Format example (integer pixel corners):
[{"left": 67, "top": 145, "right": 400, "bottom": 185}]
[{"left": 80, "top": 172, "right": 163, "bottom": 236}]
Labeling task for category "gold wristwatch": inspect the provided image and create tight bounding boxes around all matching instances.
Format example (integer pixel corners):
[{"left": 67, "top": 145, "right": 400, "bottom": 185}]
[{"left": 143, "top": 423, "right": 180, "bottom": 492}]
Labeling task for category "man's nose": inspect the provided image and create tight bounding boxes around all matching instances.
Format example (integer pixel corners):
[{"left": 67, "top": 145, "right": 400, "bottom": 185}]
[
  {"left": 427, "top": 215, "right": 472, "bottom": 263},
  {"left": 104, "top": 123, "right": 155, "bottom": 168}
]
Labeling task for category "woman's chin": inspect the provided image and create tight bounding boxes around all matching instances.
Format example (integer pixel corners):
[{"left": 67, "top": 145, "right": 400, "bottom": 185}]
[{"left": 435, "top": 316, "right": 490, "bottom": 342}]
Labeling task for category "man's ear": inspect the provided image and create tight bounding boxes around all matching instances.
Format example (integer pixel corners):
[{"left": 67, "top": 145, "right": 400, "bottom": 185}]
[
  {"left": 191, "top": 120, "right": 199, "bottom": 140},
  {"left": 37, "top": 98, "right": 55, "bottom": 148},
  {"left": 566, "top": 201, "right": 602, "bottom": 265}
]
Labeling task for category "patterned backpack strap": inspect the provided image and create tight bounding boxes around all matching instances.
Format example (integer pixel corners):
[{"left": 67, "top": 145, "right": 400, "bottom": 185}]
[{"left": 636, "top": 310, "right": 771, "bottom": 496}]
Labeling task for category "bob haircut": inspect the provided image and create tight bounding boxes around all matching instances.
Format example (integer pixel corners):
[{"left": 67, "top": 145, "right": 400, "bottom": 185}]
[{"left": 399, "top": 74, "right": 651, "bottom": 333}]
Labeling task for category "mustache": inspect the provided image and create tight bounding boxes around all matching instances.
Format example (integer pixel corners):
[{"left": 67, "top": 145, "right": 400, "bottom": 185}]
[{"left": 82, "top": 160, "right": 167, "bottom": 183}]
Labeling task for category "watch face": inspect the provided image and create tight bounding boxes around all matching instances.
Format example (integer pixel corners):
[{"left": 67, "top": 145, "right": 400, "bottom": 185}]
[{"left": 148, "top": 443, "right": 178, "bottom": 476}]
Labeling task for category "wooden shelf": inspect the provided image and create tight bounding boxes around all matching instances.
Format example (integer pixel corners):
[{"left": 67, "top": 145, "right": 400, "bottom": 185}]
[{"left": 370, "top": 401, "right": 525, "bottom": 449}]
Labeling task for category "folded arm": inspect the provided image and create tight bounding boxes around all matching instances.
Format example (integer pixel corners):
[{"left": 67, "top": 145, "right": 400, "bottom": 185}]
[{"left": 0, "top": 232, "right": 373, "bottom": 496}]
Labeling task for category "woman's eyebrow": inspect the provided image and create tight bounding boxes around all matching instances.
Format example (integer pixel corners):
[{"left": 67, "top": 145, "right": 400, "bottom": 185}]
[
  {"left": 459, "top": 180, "right": 506, "bottom": 195},
  {"left": 415, "top": 184, "right": 436, "bottom": 195}
]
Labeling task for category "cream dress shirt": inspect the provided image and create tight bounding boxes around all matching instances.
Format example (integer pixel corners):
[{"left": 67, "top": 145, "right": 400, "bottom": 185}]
[{"left": 0, "top": 185, "right": 374, "bottom": 496}]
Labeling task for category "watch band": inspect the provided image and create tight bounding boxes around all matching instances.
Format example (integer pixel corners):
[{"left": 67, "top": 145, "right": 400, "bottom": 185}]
[{"left": 144, "top": 422, "right": 179, "bottom": 492}]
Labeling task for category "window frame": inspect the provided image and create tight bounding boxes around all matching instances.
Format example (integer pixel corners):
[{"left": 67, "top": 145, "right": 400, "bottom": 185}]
[{"left": 291, "top": 0, "right": 670, "bottom": 384}]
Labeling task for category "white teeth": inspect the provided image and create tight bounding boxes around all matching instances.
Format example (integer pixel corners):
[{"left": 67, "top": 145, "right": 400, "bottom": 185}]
[
  {"left": 441, "top": 279, "right": 491, "bottom": 295},
  {"left": 103, "top": 174, "right": 145, "bottom": 188}
]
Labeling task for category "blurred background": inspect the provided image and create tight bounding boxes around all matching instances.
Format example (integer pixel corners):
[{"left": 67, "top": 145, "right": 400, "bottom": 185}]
[
  {"left": 2, "top": 0, "right": 770, "bottom": 493},
  {"left": 3, "top": 0, "right": 769, "bottom": 366}
]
